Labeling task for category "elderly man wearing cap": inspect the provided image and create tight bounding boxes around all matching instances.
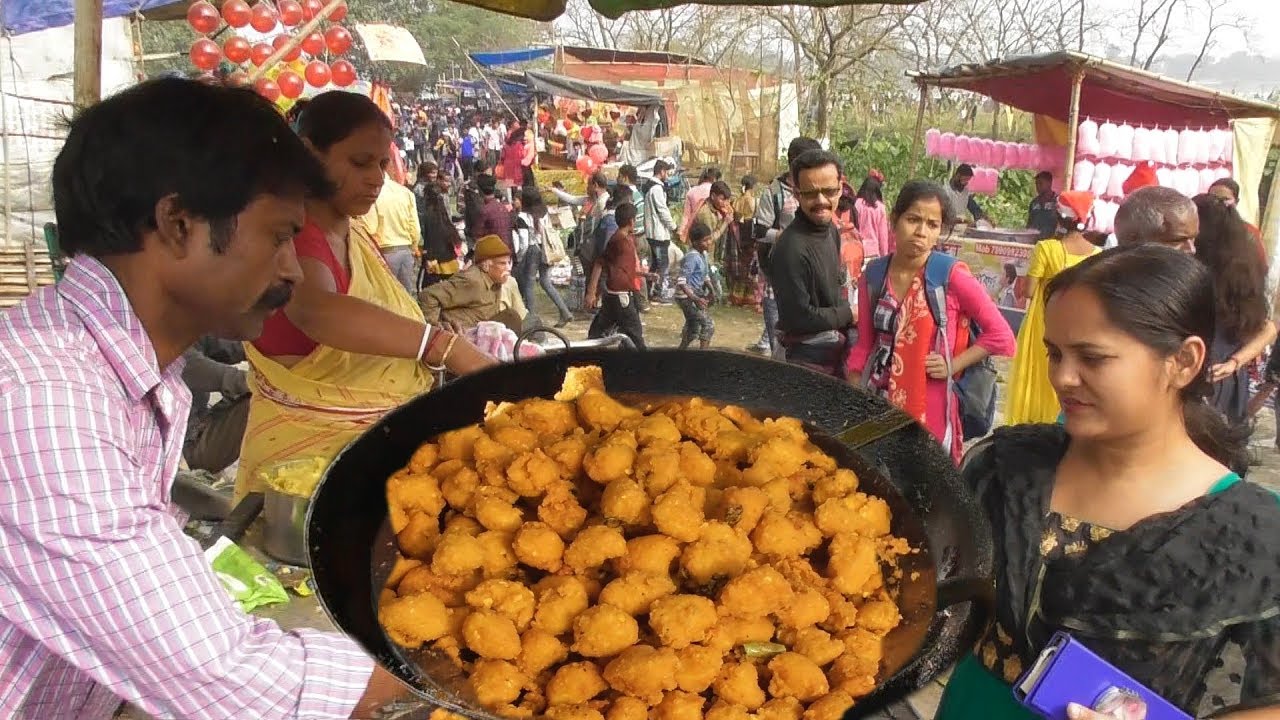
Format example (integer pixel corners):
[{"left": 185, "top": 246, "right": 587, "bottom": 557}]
[{"left": 421, "top": 235, "right": 527, "bottom": 332}]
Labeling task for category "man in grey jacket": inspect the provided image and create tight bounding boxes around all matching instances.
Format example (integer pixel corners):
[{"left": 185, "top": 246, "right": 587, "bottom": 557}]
[
  {"left": 751, "top": 136, "right": 822, "bottom": 354},
  {"left": 644, "top": 159, "right": 678, "bottom": 303}
]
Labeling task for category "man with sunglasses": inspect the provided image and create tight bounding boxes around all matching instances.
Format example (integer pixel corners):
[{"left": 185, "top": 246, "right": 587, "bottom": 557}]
[{"left": 768, "top": 149, "right": 854, "bottom": 376}]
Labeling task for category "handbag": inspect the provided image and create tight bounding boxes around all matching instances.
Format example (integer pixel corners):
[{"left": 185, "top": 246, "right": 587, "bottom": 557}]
[{"left": 542, "top": 221, "right": 569, "bottom": 265}]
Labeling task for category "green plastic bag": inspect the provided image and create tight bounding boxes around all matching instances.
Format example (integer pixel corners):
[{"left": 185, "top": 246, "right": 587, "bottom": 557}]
[{"left": 204, "top": 536, "right": 289, "bottom": 612}]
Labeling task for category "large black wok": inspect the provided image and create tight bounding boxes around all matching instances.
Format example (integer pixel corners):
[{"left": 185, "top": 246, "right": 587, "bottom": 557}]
[{"left": 307, "top": 350, "right": 994, "bottom": 718}]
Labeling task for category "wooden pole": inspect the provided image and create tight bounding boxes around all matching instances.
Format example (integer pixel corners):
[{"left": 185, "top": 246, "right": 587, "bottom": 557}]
[
  {"left": 247, "top": 0, "right": 344, "bottom": 82},
  {"left": 1063, "top": 68, "right": 1085, "bottom": 189},
  {"left": 73, "top": 0, "right": 103, "bottom": 108},
  {"left": 908, "top": 81, "right": 927, "bottom": 177}
]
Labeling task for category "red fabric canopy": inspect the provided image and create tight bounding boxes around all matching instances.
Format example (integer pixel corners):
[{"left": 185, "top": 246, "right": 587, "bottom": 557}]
[{"left": 915, "top": 52, "right": 1280, "bottom": 128}]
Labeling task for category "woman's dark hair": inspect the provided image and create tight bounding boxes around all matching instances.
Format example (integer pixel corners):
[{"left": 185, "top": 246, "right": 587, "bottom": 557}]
[
  {"left": 855, "top": 176, "right": 883, "bottom": 206},
  {"left": 890, "top": 179, "right": 956, "bottom": 226},
  {"left": 296, "top": 90, "right": 392, "bottom": 151},
  {"left": 1192, "top": 193, "right": 1268, "bottom": 342},
  {"left": 53, "top": 78, "right": 331, "bottom": 258},
  {"left": 1208, "top": 177, "right": 1240, "bottom": 201},
  {"left": 520, "top": 185, "right": 547, "bottom": 233},
  {"left": 709, "top": 180, "right": 732, "bottom": 199},
  {"left": 740, "top": 175, "right": 758, "bottom": 192},
  {"left": 1046, "top": 244, "right": 1250, "bottom": 473},
  {"left": 789, "top": 149, "right": 842, "bottom": 182}
]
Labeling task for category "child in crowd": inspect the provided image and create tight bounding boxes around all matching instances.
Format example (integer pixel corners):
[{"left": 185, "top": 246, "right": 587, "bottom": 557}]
[{"left": 677, "top": 223, "right": 717, "bottom": 349}]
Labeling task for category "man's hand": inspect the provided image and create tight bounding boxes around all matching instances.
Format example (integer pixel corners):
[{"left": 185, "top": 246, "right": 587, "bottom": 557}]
[
  {"left": 584, "top": 293, "right": 599, "bottom": 310},
  {"left": 696, "top": 297, "right": 708, "bottom": 309},
  {"left": 925, "top": 352, "right": 950, "bottom": 380},
  {"left": 1208, "top": 358, "right": 1240, "bottom": 382}
]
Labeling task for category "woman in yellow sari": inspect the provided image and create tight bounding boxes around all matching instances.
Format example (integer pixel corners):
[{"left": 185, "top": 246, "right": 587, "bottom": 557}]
[{"left": 236, "top": 91, "right": 494, "bottom": 500}]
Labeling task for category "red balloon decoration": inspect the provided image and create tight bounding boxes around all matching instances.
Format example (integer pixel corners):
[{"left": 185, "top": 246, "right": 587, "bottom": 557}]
[
  {"left": 249, "top": 43, "right": 274, "bottom": 67},
  {"left": 222, "top": 0, "right": 252, "bottom": 28},
  {"left": 223, "top": 36, "right": 252, "bottom": 64},
  {"left": 186, "top": 1, "right": 220, "bottom": 34},
  {"left": 324, "top": 26, "right": 352, "bottom": 55},
  {"left": 277, "top": 0, "right": 304, "bottom": 27},
  {"left": 249, "top": 3, "right": 277, "bottom": 33},
  {"left": 189, "top": 38, "right": 222, "bottom": 71},
  {"left": 330, "top": 59, "right": 357, "bottom": 87},
  {"left": 277, "top": 71, "right": 305, "bottom": 99},
  {"left": 254, "top": 78, "right": 281, "bottom": 102},
  {"left": 576, "top": 155, "right": 597, "bottom": 176},
  {"left": 587, "top": 143, "right": 608, "bottom": 165},
  {"left": 304, "top": 60, "right": 332, "bottom": 88},
  {"left": 328, "top": 1, "right": 349, "bottom": 21},
  {"left": 300, "top": 32, "right": 326, "bottom": 57},
  {"left": 300, "top": 0, "right": 324, "bottom": 21},
  {"left": 272, "top": 34, "right": 302, "bottom": 62}
]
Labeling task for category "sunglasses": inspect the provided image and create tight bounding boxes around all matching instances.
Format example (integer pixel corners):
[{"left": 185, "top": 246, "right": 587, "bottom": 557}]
[{"left": 796, "top": 187, "right": 843, "bottom": 201}]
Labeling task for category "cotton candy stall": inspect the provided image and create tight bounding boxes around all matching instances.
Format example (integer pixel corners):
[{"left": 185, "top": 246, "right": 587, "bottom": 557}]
[{"left": 1068, "top": 120, "right": 1235, "bottom": 201}]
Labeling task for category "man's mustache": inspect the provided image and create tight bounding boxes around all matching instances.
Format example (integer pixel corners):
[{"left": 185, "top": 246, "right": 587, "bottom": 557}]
[{"left": 255, "top": 283, "right": 294, "bottom": 311}]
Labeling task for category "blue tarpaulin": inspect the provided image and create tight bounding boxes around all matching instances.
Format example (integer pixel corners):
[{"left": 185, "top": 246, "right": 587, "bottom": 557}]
[
  {"left": 4, "top": 0, "right": 177, "bottom": 35},
  {"left": 469, "top": 48, "right": 555, "bottom": 68}
]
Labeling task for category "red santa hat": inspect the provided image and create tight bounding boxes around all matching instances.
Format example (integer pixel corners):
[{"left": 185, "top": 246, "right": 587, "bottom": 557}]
[
  {"left": 1057, "top": 190, "right": 1095, "bottom": 231},
  {"left": 1123, "top": 162, "right": 1159, "bottom": 196}
]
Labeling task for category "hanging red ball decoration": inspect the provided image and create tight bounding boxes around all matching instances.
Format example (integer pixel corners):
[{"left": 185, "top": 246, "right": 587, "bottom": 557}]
[
  {"left": 330, "top": 59, "right": 357, "bottom": 87},
  {"left": 222, "top": 0, "right": 252, "bottom": 28},
  {"left": 300, "top": 32, "right": 326, "bottom": 57},
  {"left": 186, "top": 1, "right": 221, "bottom": 34},
  {"left": 324, "top": 26, "right": 352, "bottom": 55},
  {"left": 249, "top": 42, "right": 274, "bottom": 67},
  {"left": 277, "top": 71, "right": 305, "bottom": 99},
  {"left": 189, "top": 38, "right": 222, "bottom": 71},
  {"left": 249, "top": 3, "right": 278, "bottom": 33},
  {"left": 277, "top": 0, "right": 304, "bottom": 27},
  {"left": 304, "top": 60, "right": 332, "bottom": 88},
  {"left": 300, "top": 0, "right": 324, "bottom": 21},
  {"left": 272, "top": 34, "right": 302, "bottom": 62},
  {"left": 254, "top": 78, "right": 281, "bottom": 102},
  {"left": 328, "top": 1, "right": 349, "bottom": 22},
  {"left": 223, "top": 36, "right": 252, "bottom": 64}
]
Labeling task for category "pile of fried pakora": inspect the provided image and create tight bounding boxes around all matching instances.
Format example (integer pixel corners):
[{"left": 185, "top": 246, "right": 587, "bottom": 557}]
[{"left": 378, "top": 366, "right": 912, "bottom": 720}]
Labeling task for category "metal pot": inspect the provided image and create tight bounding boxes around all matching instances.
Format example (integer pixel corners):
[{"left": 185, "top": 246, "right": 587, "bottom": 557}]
[
  {"left": 306, "top": 350, "right": 995, "bottom": 718},
  {"left": 263, "top": 488, "right": 310, "bottom": 567}
]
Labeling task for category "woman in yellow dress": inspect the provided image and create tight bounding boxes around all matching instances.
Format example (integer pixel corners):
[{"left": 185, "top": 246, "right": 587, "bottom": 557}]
[
  {"left": 1003, "top": 190, "right": 1101, "bottom": 424},
  {"left": 235, "top": 91, "right": 495, "bottom": 501}
]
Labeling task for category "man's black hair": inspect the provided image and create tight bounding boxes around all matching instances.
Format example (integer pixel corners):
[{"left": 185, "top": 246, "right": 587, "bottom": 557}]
[
  {"left": 652, "top": 159, "right": 672, "bottom": 175},
  {"left": 699, "top": 167, "right": 722, "bottom": 183},
  {"left": 789, "top": 149, "right": 842, "bottom": 182},
  {"left": 786, "top": 137, "right": 822, "bottom": 165},
  {"left": 955, "top": 163, "right": 975, "bottom": 177},
  {"left": 615, "top": 202, "right": 637, "bottom": 228},
  {"left": 589, "top": 172, "right": 610, "bottom": 191},
  {"left": 618, "top": 164, "right": 639, "bottom": 184},
  {"left": 1035, "top": 170, "right": 1053, "bottom": 183},
  {"left": 477, "top": 174, "right": 497, "bottom": 196},
  {"left": 52, "top": 77, "right": 331, "bottom": 258},
  {"left": 689, "top": 221, "right": 712, "bottom": 244}
]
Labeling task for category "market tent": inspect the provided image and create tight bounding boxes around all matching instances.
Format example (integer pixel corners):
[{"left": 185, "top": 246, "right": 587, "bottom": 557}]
[
  {"left": 470, "top": 48, "right": 556, "bottom": 68},
  {"left": 524, "top": 70, "right": 661, "bottom": 107},
  {"left": 911, "top": 51, "right": 1280, "bottom": 127}
]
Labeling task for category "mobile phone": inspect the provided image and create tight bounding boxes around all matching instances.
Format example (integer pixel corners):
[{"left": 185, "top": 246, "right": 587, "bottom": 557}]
[{"left": 1012, "top": 632, "right": 1191, "bottom": 720}]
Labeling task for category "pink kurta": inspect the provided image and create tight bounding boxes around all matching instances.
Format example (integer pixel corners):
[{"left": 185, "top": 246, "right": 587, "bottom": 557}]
[
  {"left": 855, "top": 198, "right": 892, "bottom": 257},
  {"left": 847, "top": 261, "right": 1016, "bottom": 460}
]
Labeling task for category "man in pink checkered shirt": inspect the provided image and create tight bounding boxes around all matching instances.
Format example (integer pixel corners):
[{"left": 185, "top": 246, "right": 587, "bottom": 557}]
[{"left": 0, "top": 79, "right": 404, "bottom": 718}]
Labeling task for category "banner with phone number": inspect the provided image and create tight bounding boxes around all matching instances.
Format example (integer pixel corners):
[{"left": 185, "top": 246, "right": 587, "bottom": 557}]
[{"left": 939, "top": 237, "right": 1032, "bottom": 334}]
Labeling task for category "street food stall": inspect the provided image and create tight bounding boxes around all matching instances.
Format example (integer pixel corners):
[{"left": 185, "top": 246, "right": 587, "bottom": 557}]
[{"left": 907, "top": 51, "right": 1280, "bottom": 330}]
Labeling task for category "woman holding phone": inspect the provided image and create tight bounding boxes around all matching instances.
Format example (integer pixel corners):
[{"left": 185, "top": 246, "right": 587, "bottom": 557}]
[{"left": 936, "top": 245, "right": 1279, "bottom": 720}]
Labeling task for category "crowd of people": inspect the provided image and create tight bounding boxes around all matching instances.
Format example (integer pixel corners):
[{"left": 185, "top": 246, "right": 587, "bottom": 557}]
[{"left": 0, "top": 75, "right": 1275, "bottom": 720}]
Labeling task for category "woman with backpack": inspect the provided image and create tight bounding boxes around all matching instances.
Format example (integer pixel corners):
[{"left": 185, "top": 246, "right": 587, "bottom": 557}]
[
  {"left": 513, "top": 186, "right": 573, "bottom": 328},
  {"left": 847, "top": 180, "right": 1014, "bottom": 462}
]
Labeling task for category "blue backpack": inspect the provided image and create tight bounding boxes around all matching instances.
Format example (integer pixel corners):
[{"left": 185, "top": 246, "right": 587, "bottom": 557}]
[{"left": 862, "top": 251, "right": 999, "bottom": 442}]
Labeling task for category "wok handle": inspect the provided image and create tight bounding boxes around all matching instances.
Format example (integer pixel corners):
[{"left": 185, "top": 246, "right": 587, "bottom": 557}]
[
  {"left": 513, "top": 326, "right": 571, "bottom": 358},
  {"left": 936, "top": 575, "right": 995, "bottom": 613}
]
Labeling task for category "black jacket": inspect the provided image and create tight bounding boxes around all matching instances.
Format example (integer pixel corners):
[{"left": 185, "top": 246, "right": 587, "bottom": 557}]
[{"left": 769, "top": 212, "right": 853, "bottom": 336}]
